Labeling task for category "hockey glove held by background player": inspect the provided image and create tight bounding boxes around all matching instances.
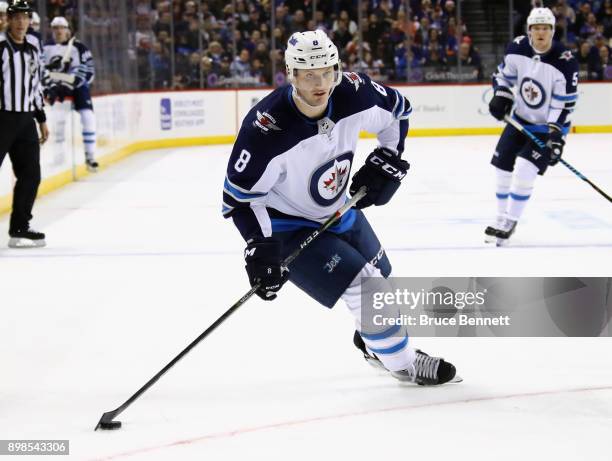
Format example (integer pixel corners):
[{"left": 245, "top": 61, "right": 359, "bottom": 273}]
[
  {"left": 544, "top": 124, "right": 565, "bottom": 166},
  {"left": 43, "top": 83, "right": 62, "bottom": 105},
  {"left": 244, "top": 237, "right": 289, "bottom": 301},
  {"left": 489, "top": 87, "right": 514, "bottom": 121},
  {"left": 349, "top": 146, "right": 410, "bottom": 209}
]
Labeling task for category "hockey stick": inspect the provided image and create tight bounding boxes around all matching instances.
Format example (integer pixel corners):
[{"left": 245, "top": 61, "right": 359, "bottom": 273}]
[
  {"left": 504, "top": 115, "right": 612, "bottom": 203},
  {"left": 94, "top": 186, "right": 368, "bottom": 431}
]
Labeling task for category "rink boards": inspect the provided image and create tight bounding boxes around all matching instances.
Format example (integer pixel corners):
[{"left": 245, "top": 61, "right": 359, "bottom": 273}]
[{"left": 1, "top": 82, "right": 611, "bottom": 214}]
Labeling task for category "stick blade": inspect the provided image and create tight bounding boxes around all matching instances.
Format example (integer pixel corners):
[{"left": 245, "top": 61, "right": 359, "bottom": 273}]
[{"left": 95, "top": 411, "right": 122, "bottom": 431}]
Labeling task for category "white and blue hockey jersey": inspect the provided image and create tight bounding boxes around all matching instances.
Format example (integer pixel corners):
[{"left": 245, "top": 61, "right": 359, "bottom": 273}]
[
  {"left": 493, "top": 36, "right": 579, "bottom": 133},
  {"left": 222, "top": 72, "right": 411, "bottom": 242},
  {"left": 43, "top": 39, "right": 94, "bottom": 87}
]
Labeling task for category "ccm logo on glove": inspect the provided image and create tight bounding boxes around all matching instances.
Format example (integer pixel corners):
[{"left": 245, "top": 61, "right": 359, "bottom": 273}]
[{"left": 369, "top": 154, "right": 408, "bottom": 180}]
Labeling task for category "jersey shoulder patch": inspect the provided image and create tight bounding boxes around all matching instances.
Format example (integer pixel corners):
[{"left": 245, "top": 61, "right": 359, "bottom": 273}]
[
  {"left": 243, "top": 86, "right": 289, "bottom": 137},
  {"left": 341, "top": 71, "right": 366, "bottom": 92},
  {"left": 332, "top": 71, "right": 396, "bottom": 119},
  {"left": 542, "top": 42, "right": 579, "bottom": 76},
  {"left": 506, "top": 36, "right": 532, "bottom": 58},
  {"left": 238, "top": 85, "right": 315, "bottom": 160}
]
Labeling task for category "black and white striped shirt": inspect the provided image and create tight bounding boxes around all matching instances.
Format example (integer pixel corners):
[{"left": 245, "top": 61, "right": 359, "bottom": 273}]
[{"left": 0, "top": 32, "right": 46, "bottom": 122}]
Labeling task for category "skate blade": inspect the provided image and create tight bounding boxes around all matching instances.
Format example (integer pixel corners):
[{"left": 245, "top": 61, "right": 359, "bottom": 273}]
[
  {"left": 8, "top": 237, "right": 46, "bottom": 248},
  {"left": 396, "top": 374, "right": 464, "bottom": 385},
  {"left": 484, "top": 234, "right": 497, "bottom": 244},
  {"left": 86, "top": 165, "right": 99, "bottom": 173}
]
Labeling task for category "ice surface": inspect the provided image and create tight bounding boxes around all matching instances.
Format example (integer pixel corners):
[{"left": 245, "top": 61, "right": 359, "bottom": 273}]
[{"left": 1, "top": 135, "right": 611, "bottom": 460}]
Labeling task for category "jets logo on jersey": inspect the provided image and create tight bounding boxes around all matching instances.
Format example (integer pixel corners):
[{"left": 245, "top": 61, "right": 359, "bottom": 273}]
[
  {"left": 309, "top": 151, "right": 353, "bottom": 206},
  {"left": 519, "top": 78, "right": 546, "bottom": 109},
  {"left": 47, "top": 55, "right": 68, "bottom": 72},
  {"left": 344, "top": 72, "right": 363, "bottom": 92},
  {"left": 323, "top": 163, "right": 348, "bottom": 192},
  {"left": 253, "top": 111, "right": 281, "bottom": 133},
  {"left": 560, "top": 50, "right": 573, "bottom": 62}
]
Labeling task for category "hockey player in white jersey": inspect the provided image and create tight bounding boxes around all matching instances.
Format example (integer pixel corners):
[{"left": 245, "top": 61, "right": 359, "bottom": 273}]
[
  {"left": 44, "top": 16, "right": 99, "bottom": 172},
  {"left": 30, "top": 11, "right": 39, "bottom": 32},
  {"left": 486, "top": 7, "right": 579, "bottom": 245},
  {"left": 222, "top": 30, "right": 458, "bottom": 385}
]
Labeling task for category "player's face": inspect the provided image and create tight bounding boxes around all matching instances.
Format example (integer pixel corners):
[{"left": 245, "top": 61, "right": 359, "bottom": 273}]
[
  {"left": 294, "top": 66, "right": 336, "bottom": 106},
  {"left": 530, "top": 24, "right": 553, "bottom": 52},
  {"left": 52, "top": 26, "right": 70, "bottom": 43},
  {"left": 7, "top": 13, "right": 30, "bottom": 40}
]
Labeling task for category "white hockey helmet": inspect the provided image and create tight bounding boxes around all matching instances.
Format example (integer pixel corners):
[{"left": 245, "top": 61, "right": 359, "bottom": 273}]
[
  {"left": 285, "top": 30, "right": 342, "bottom": 87},
  {"left": 31, "top": 11, "right": 40, "bottom": 26},
  {"left": 50, "top": 16, "right": 70, "bottom": 28},
  {"left": 527, "top": 7, "right": 555, "bottom": 29},
  {"left": 0, "top": 2, "right": 8, "bottom": 14}
]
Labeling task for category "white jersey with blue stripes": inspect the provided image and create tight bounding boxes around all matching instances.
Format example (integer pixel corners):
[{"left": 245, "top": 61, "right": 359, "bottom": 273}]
[
  {"left": 43, "top": 39, "right": 95, "bottom": 87},
  {"left": 493, "top": 36, "right": 578, "bottom": 131},
  {"left": 222, "top": 72, "right": 411, "bottom": 242}
]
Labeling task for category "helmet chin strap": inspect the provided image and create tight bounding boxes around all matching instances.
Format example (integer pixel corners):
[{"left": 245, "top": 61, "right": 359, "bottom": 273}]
[
  {"left": 529, "top": 39, "right": 552, "bottom": 54},
  {"left": 291, "top": 83, "right": 333, "bottom": 111},
  {"left": 528, "top": 30, "right": 553, "bottom": 54}
]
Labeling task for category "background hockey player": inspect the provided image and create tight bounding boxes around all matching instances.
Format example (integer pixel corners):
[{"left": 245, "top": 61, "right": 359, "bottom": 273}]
[
  {"left": 222, "top": 30, "right": 458, "bottom": 386},
  {"left": 30, "top": 11, "right": 39, "bottom": 32},
  {"left": 0, "top": 1, "right": 8, "bottom": 36},
  {"left": 486, "top": 7, "right": 579, "bottom": 245},
  {"left": 44, "top": 16, "right": 98, "bottom": 172}
]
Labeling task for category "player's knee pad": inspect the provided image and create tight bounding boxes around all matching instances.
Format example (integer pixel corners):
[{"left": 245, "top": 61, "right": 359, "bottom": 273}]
[
  {"left": 512, "top": 157, "right": 539, "bottom": 194},
  {"left": 341, "top": 263, "right": 398, "bottom": 329},
  {"left": 342, "top": 262, "right": 383, "bottom": 317},
  {"left": 495, "top": 167, "right": 512, "bottom": 194}
]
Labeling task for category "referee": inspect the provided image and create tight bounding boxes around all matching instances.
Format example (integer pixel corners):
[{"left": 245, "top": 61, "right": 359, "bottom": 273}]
[{"left": 0, "top": 0, "right": 49, "bottom": 248}]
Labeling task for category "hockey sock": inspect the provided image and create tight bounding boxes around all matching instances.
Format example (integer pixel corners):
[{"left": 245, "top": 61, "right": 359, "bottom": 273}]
[
  {"left": 495, "top": 167, "right": 513, "bottom": 217},
  {"left": 341, "top": 263, "right": 415, "bottom": 372},
  {"left": 507, "top": 157, "right": 539, "bottom": 221},
  {"left": 79, "top": 109, "right": 97, "bottom": 159}
]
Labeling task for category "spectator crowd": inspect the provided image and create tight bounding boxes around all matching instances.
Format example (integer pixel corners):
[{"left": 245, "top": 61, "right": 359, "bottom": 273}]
[
  {"left": 129, "top": 0, "right": 481, "bottom": 88},
  {"left": 26, "top": 0, "right": 612, "bottom": 91},
  {"left": 517, "top": 0, "right": 612, "bottom": 80},
  {"left": 550, "top": 0, "right": 612, "bottom": 80}
]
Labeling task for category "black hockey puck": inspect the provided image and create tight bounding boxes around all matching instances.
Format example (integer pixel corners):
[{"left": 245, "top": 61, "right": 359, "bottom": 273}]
[{"left": 99, "top": 421, "right": 122, "bottom": 430}]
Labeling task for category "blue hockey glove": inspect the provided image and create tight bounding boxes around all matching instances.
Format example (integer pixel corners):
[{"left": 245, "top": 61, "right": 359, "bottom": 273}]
[
  {"left": 489, "top": 87, "right": 514, "bottom": 121},
  {"left": 544, "top": 124, "right": 565, "bottom": 166},
  {"left": 349, "top": 146, "right": 410, "bottom": 209},
  {"left": 244, "top": 238, "right": 289, "bottom": 301}
]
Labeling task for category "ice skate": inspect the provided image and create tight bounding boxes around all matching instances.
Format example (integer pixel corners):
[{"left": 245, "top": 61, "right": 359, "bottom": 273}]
[
  {"left": 8, "top": 228, "right": 46, "bottom": 248},
  {"left": 495, "top": 218, "right": 517, "bottom": 246},
  {"left": 484, "top": 215, "right": 505, "bottom": 243},
  {"left": 391, "top": 350, "right": 461, "bottom": 385},
  {"left": 86, "top": 158, "right": 99, "bottom": 173}
]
